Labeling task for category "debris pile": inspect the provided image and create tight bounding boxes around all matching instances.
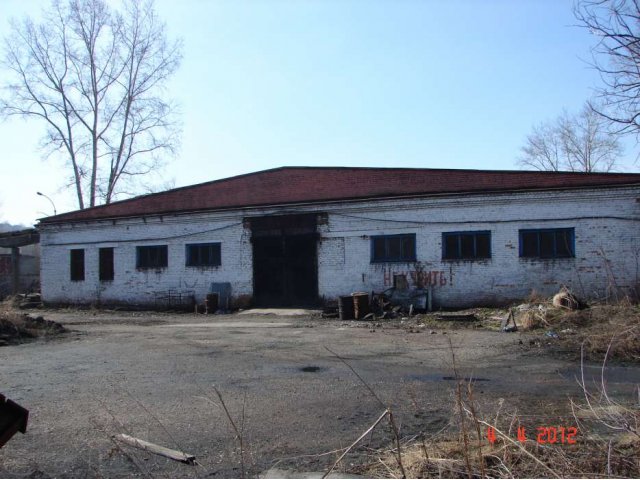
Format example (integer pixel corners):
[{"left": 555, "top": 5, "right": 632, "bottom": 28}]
[
  {"left": 322, "top": 290, "right": 428, "bottom": 321},
  {"left": 3, "top": 293, "right": 43, "bottom": 310},
  {"left": 0, "top": 312, "right": 65, "bottom": 346},
  {"left": 20, "top": 293, "right": 43, "bottom": 309},
  {"left": 500, "top": 287, "right": 587, "bottom": 333},
  {"left": 322, "top": 274, "right": 431, "bottom": 320}
]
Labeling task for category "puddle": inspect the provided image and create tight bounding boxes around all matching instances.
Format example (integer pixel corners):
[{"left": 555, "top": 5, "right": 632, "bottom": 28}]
[
  {"left": 274, "top": 365, "right": 329, "bottom": 374},
  {"left": 161, "top": 322, "right": 292, "bottom": 328},
  {"left": 300, "top": 366, "right": 322, "bottom": 373},
  {"left": 238, "top": 308, "right": 320, "bottom": 316},
  {"left": 405, "top": 374, "right": 491, "bottom": 382},
  {"left": 558, "top": 365, "right": 640, "bottom": 384}
]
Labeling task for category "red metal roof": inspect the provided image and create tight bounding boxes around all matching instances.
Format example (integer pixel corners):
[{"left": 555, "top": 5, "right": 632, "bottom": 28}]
[{"left": 39, "top": 166, "right": 640, "bottom": 223}]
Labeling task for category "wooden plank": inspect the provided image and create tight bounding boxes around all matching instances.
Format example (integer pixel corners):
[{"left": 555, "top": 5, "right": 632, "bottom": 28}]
[
  {"left": 435, "top": 313, "right": 477, "bottom": 322},
  {"left": 114, "top": 433, "right": 195, "bottom": 464}
]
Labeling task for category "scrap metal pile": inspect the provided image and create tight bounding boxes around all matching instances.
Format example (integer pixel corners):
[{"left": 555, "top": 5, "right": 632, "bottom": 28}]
[{"left": 324, "top": 274, "right": 431, "bottom": 320}]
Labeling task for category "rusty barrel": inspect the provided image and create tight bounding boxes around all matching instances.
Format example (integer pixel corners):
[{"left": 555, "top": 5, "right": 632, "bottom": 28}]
[
  {"left": 352, "top": 292, "right": 370, "bottom": 319},
  {"left": 338, "top": 295, "right": 355, "bottom": 320},
  {"left": 205, "top": 293, "right": 219, "bottom": 313}
]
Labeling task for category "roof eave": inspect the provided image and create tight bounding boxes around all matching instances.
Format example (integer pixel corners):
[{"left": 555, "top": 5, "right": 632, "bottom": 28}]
[{"left": 36, "top": 182, "right": 640, "bottom": 227}]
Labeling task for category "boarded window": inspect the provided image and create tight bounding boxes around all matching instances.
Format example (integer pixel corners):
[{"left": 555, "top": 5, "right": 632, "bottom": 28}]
[
  {"left": 371, "top": 234, "right": 416, "bottom": 263},
  {"left": 136, "top": 245, "right": 168, "bottom": 269},
  {"left": 519, "top": 228, "right": 575, "bottom": 259},
  {"left": 70, "top": 249, "right": 85, "bottom": 281},
  {"left": 186, "top": 243, "right": 221, "bottom": 267},
  {"left": 99, "top": 247, "right": 114, "bottom": 281},
  {"left": 442, "top": 231, "right": 491, "bottom": 260}
]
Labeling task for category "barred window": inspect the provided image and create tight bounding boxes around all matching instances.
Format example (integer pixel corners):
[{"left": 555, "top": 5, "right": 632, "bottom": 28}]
[
  {"left": 371, "top": 234, "right": 416, "bottom": 263},
  {"left": 186, "top": 243, "right": 221, "bottom": 267},
  {"left": 442, "top": 231, "right": 491, "bottom": 260},
  {"left": 519, "top": 228, "right": 575, "bottom": 259},
  {"left": 136, "top": 245, "right": 168, "bottom": 269}
]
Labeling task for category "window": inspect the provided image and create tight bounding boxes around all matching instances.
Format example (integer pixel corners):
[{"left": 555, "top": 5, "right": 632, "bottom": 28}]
[
  {"left": 442, "top": 231, "right": 491, "bottom": 260},
  {"left": 186, "top": 243, "right": 221, "bottom": 267},
  {"left": 519, "top": 228, "right": 575, "bottom": 259},
  {"left": 70, "top": 249, "right": 85, "bottom": 281},
  {"left": 99, "top": 247, "right": 114, "bottom": 281},
  {"left": 371, "top": 234, "right": 416, "bottom": 263},
  {"left": 136, "top": 245, "right": 168, "bottom": 269}
]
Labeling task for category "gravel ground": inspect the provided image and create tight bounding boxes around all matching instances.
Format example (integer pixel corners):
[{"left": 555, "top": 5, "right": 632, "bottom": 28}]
[{"left": 1, "top": 309, "right": 638, "bottom": 478}]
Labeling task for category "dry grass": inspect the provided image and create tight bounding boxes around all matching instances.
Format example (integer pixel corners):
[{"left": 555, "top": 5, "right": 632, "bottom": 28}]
[
  {"left": 355, "top": 432, "right": 640, "bottom": 478},
  {"left": 526, "top": 289, "right": 548, "bottom": 305},
  {"left": 519, "top": 309, "right": 547, "bottom": 331},
  {"left": 349, "top": 378, "right": 640, "bottom": 479},
  {"left": 343, "top": 321, "right": 640, "bottom": 479},
  {"left": 548, "top": 305, "right": 640, "bottom": 362},
  {"left": 415, "top": 302, "right": 640, "bottom": 363}
]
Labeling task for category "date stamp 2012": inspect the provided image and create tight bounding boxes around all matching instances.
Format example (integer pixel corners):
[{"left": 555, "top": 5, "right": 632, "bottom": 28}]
[{"left": 486, "top": 426, "right": 578, "bottom": 445}]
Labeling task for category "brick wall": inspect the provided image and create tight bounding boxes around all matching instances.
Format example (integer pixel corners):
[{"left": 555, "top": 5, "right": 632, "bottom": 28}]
[
  {"left": 317, "top": 188, "right": 640, "bottom": 306},
  {"left": 40, "top": 216, "right": 253, "bottom": 306},
  {"left": 39, "top": 186, "right": 640, "bottom": 308}
]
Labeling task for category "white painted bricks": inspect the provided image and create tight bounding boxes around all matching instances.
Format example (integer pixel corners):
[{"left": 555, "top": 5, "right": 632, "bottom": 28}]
[{"left": 40, "top": 186, "right": 640, "bottom": 308}]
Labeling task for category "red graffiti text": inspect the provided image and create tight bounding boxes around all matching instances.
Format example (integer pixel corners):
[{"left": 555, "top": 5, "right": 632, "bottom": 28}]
[{"left": 383, "top": 268, "right": 447, "bottom": 288}]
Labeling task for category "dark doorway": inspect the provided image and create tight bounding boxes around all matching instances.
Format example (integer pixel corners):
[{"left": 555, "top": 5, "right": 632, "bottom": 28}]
[{"left": 251, "top": 214, "right": 319, "bottom": 307}]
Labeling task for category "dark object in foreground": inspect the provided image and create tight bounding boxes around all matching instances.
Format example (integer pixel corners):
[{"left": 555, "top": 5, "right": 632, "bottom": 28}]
[
  {"left": 0, "top": 393, "right": 29, "bottom": 448},
  {"left": 114, "top": 433, "right": 196, "bottom": 464}
]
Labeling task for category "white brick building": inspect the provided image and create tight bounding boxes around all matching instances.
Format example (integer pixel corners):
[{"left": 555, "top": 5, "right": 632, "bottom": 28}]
[{"left": 37, "top": 167, "right": 640, "bottom": 308}]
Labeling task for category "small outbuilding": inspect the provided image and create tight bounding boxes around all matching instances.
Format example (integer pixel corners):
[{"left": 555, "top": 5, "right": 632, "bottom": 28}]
[
  {"left": 0, "top": 229, "right": 40, "bottom": 298},
  {"left": 37, "top": 167, "right": 640, "bottom": 309}
]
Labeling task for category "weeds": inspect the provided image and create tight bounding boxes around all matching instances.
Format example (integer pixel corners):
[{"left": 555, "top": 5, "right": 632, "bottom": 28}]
[
  {"left": 449, "top": 339, "right": 472, "bottom": 478},
  {"left": 323, "top": 409, "right": 390, "bottom": 478},
  {"left": 350, "top": 338, "right": 640, "bottom": 479},
  {"left": 324, "top": 346, "right": 407, "bottom": 478},
  {"left": 572, "top": 342, "right": 640, "bottom": 442},
  {"left": 550, "top": 306, "right": 640, "bottom": 362},
  {"left": 195, "top": 385, "right": 249, "bottom": 478},
  {"left": 212, "top": 386, "right": 247, "bottom": 478}
]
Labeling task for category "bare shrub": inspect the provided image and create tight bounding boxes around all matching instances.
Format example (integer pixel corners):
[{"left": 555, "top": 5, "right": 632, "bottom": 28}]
[
  {"left": 573, "top": 343, "right": 640, "bottom": 440},
  {"left": 353, "top": 339, "right": 640, "bottom": 478},
  {"left": 526, "top": 289, "right": 546, "bottom": 304}
]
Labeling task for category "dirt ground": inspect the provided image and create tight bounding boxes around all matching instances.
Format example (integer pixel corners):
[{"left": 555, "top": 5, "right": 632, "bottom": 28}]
[{"left": 1, "top": 308, "right": 639, "bottom": 478}]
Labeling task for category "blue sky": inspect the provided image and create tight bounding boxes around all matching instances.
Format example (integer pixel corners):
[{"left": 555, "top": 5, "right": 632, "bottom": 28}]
[{"left": 0, "top": 0, "right": 636, "bottom": 225}]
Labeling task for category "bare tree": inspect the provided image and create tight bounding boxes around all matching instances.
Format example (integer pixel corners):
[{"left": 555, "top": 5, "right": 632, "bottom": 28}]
[
  {"left": 575, "top": 0, "right": 640, "bottom": 138},
  {"left": 519, "top": 103, "right": 623, "bottom": 172},
  {"left": 0, "top": 0, "right": 182, "bottom": 209}
]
